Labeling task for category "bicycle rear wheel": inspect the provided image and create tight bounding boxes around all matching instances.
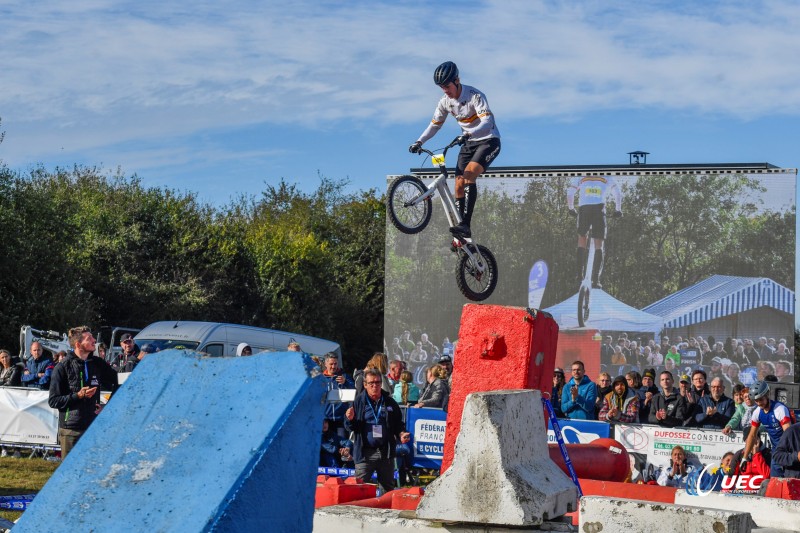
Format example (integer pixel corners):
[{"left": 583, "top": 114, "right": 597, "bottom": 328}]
[
  {"left": 387, "top": 175, "right": 432, "bottom": 234},
  {"left": 577, "top": 286, "right": 591, "bottom": 327},
  {"left": 455, "top": 244, "right": 498, "bottom": 301}
]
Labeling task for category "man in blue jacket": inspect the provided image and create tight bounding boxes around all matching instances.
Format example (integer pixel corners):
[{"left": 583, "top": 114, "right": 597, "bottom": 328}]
[
  {"left": 693, "top": 377, "right": 735, "bottom": 429},
  {"left": 21, "top": 342, "right": 52, "bottom": 389},
  {"left": 322, "top": 353, "right": 354, "bottom": 437},
  {"left": 561, "top": 360, "right": 597, "bottom": 420},
  {"left": 773, "top": 422, "right": 800, "bottom": 478}
]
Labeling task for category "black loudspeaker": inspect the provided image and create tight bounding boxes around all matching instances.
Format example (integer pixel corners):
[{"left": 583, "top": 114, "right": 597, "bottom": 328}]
[{"left": 771, "top": 382, "right": 800, "bottom": 410}]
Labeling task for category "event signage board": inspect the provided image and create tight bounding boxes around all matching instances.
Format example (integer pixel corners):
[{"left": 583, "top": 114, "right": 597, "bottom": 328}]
[
  {"left": 406, "top": 407, "right": 447, "bottom": 469},
  {"left": 616, "top": 423, "right": 744, "bottom": 483},
  {"left": 0, "top": 387, "right": 58, "bottom": 445},
  {"left": 547, "top": 418, "right": 610, "bottom": 444}
]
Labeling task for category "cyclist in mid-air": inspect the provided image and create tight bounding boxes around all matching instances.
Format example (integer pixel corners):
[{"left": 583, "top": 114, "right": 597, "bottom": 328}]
[
  {"left": 409, "top": 61, "right": 501, "bottom": 238},
  {"left": 567, "top": 175, "right": 622, "bottom": 289}
]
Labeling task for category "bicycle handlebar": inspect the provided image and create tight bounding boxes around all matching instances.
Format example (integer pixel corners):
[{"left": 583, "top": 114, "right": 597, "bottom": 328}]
[{"left": 417, "top": 135, "right": 464, "bottom": 159}]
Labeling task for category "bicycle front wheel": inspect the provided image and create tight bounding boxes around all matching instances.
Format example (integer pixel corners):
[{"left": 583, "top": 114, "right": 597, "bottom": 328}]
[
  {"left": 387, "top": 175, "right": 432, "bottom": 234},
  {"left": 577, "top": 286, "right": 591, "bottom": 327},
  {"left": 455, "top": 244, "right": 498, "bottom": 301}
]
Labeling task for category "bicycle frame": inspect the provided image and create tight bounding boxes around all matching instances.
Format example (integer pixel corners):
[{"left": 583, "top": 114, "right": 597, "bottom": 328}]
[{"left": 406, "top": 140, "right": 486, "bottom": 273}]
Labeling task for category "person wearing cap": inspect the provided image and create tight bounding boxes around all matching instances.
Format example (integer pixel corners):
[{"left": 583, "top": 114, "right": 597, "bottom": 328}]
[
  {"left": 638, "top": 369, "right": 658, "bottom": 423},
  {"left": 708, "top": 356, "right": 725, "bottom": 383},
  {"left": 650, "top": 371, "right": 689, "bottom": 427},
  {"left": 552, "top": 368, "right": 566, "bottom": 418},
  {"left": 121, "top": 343, "right": 157, "bottom": 372},
  {"left": 438, "top": 355, "right": 454, "bottom": 390},
  {"left": 742, "top": 380, "right": 795, "bottom": 477},
  {"left": 116, "top": 333, "right": 140, "bottom": 372},
  {"left": 677, "top": 373, "right": 691, "bottom": 399},
  {"left": 599, "top": 375, "right": 639, "bottom": 423}
]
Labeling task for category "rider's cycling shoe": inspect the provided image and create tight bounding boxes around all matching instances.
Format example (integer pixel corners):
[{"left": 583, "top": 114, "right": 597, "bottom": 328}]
[{"left": 449, "top": 223, "right": 471, "bottom": 238}]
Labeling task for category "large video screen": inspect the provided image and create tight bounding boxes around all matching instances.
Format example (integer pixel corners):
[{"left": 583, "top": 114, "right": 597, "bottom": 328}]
[{"left": 384, "top": 171, "right": 796, "bottom": 387}]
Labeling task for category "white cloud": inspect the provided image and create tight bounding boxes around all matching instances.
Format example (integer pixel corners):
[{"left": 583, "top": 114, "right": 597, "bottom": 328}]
[{"left": 1, "top": 0, "right": 799, "bottom": 168}]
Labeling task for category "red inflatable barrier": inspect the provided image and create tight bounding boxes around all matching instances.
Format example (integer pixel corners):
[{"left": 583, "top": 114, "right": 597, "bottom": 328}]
[
  {"left": 548, "top": 438, "right": 630, "bottom": 482},
  {"left": 761, "top": 477, "right": 800, "bottom": 500},
  {"left": 343, "top": 487, "right": 425, "bottom": 510},
  {"left": 315, "top": 476, "right": 376, "bottom": 508}
]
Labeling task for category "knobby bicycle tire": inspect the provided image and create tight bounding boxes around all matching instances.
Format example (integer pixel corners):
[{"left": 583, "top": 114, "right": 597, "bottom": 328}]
[
  {"left": 455, "top": 244, "right": 498, "bottom": 301},
  {"left": 387, "top": 175, "right": 432, "bottom": 234}
]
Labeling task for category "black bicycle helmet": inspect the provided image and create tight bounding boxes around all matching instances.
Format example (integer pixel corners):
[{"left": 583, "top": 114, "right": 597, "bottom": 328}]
[
  {"left": 434, "top": 61, "right": 459, "bottom": 86},
  {"left": 751, "top": 379, "right": 770, "bottom": 400}
]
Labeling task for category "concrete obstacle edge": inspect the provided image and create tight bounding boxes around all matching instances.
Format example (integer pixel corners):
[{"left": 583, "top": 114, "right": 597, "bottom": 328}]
[
  {"left": 579, "top": 496, "right": 753, "bottom": 533},
  {"left": 314, "top": 505, "right": 576, "bottom": 532},
  {"left": 674, "top": 489, "right": 800, "bottom": 531}
]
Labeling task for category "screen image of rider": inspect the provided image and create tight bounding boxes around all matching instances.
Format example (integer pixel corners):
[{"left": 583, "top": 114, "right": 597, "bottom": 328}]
[
  {"left": 567, "top": 175, "right": 623, "bottom": 289},
  {"left": 409, "top": 61, "right": 501, "bottom": 239}
]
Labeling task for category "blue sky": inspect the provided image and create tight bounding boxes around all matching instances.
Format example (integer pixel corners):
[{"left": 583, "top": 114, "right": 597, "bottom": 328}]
[{"left": 2, "top": 0, "right": 798, "bottom": 205}]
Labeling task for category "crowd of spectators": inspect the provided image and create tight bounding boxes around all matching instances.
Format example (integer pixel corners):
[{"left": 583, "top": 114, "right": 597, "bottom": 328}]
[
  {"left": 388, "top": 331, "right": 454, "bottom": 366},
  {"left": 599, "top": 333, "right": 795, "bottom": 386}
]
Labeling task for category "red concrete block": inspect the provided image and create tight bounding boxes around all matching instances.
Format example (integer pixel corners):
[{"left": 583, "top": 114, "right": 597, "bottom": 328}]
[{"left": 442, "top": 305, "right": 559, "bottom": 472}]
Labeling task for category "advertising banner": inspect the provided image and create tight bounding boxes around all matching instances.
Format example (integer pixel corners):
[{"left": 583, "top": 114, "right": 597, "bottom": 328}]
[
  {"left": 0, "top": 387, "right": 58, "bottom": 445},
  {"left": 547, "top": 418, "right": 610, "bottom": 444},
  {"left": 405, "top": 407, "right": 446, "bottom": 469},
  {"left": 615, "top": 423, "right": 744, "bottom": 483}
]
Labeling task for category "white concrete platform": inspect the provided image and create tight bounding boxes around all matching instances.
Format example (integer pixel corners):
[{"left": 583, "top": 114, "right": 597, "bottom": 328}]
[
  {"left": 580, "top": 496, "right": 752, "bottom": 533},
  {"left": 314, "top": 506, "right": 576, "bottom": 532},
  {"left": 416, "top": 390, "right": 577, "bottom": 526},
  {"left": 674, "top": 490, "right": 800, "bottom": 531}
]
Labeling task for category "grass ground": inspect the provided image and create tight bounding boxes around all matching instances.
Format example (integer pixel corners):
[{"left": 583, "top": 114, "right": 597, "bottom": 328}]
[{"left": 0, "top": 457, "right": 58, "bottom": 523}]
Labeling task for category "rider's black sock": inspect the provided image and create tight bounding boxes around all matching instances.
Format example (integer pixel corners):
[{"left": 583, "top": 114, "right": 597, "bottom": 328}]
[
  {"left": 463, "top": 184, "right": 477, "bottom": 226},
  {"left": 455, "top": 197, "right": 465, "bottom": 220},
  {"left": 576, "top": 246, "right": 588, "bottom": 280},
  {"left": 592, "top": 248, "right": 604, "bottom": 287}
]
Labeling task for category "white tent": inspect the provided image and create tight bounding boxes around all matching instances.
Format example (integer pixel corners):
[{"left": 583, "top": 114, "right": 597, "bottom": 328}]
[{"left": 544, "top": 289, "right": 664, "bottom": 333}]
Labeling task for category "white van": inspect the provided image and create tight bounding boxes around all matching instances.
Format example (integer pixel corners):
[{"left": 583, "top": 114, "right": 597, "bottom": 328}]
[{"left": 133, "top": 321, "right": 342, "bottom": 364}]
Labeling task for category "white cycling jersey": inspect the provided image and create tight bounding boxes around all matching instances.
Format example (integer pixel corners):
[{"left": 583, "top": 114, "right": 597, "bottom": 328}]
[
  {"left": 416, "top": 84, "right": 500, "bottom": 145},
  {"left": 567, "top": 176, "right": 622, "bottom": 209}
]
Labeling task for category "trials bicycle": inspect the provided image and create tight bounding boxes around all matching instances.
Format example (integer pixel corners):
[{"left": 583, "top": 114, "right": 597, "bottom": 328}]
[{"left": 387, "top": 135, "right": 498, "bottom": 301}]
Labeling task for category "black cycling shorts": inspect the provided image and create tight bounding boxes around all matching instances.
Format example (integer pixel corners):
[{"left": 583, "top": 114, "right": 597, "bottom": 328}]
[
  {"left": 456, "top": 137, "right": 501, "bottom": 176},
  {"left": 577, "top": 204, "right": 607, "bottom": 239}
]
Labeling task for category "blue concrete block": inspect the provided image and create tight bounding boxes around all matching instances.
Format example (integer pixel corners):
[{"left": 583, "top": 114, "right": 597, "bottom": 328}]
[{"left": 16, "top": 351, "right": 326, "bottom": 533}]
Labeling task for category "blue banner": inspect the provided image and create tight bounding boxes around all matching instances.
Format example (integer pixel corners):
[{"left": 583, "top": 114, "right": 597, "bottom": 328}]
[{"left": 405, "top": 407, "right": 447, "bottom": 469}]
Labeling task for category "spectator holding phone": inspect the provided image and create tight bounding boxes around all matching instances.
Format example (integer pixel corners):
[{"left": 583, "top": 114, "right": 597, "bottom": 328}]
[{"left": 48, "top": 326, "right": 119, "bottom": 457}]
